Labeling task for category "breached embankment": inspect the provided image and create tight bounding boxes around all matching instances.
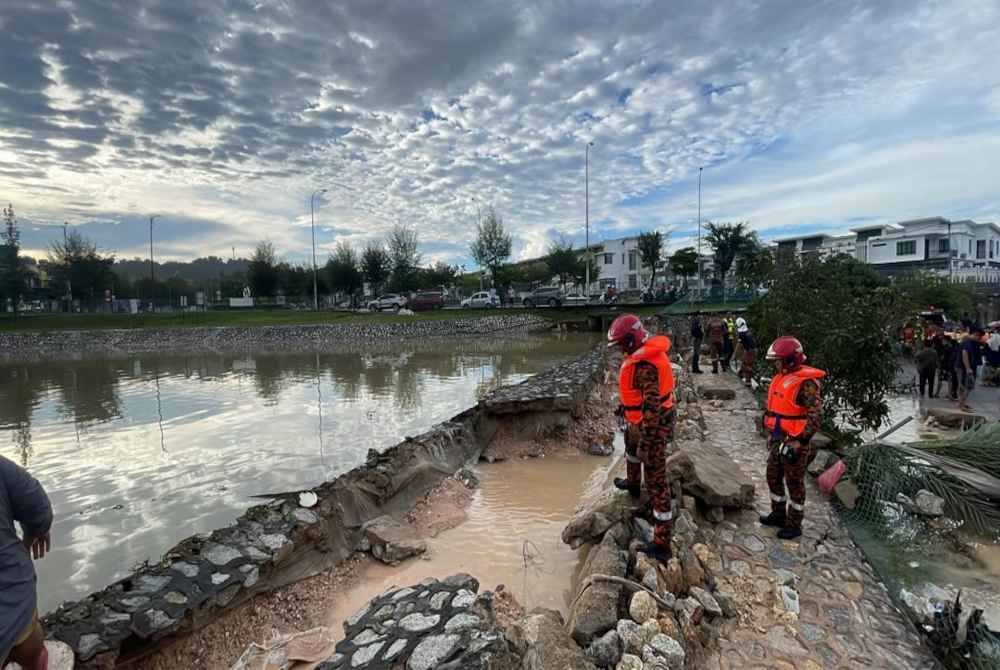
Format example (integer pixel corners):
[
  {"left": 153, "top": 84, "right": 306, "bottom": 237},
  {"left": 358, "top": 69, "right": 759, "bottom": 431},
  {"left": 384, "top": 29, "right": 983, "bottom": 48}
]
[
  {"left": 42, "top": 346, "right": 606, "bottom": 668},
  {"left": 0, "top": 313, "right": 552, "bottom": 361}
]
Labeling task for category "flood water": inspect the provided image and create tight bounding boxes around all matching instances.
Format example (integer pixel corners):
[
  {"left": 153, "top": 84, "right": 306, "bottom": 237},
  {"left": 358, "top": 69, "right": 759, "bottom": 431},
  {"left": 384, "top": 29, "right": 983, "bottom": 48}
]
[
  {"left": 326, "top": 444, "right": 622, "bottom": 637},
  {"left": 0, "top": 333, "right": 599, "bottom": 613}
]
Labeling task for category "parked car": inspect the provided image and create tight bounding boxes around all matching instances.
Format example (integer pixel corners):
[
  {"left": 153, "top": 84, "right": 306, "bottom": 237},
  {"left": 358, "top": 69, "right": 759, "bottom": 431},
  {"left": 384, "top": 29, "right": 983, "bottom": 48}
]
[
  {"left": 563, "top": 293, "right": 589, "bottom": 306},
  {"left": 522, "top": 286, "right": 564, "bottom": 307},
  {"left": 409, "top": 291, "right": 445, "bottom": 311},
  {"left": 366, "top": 293, "right": 407, "bottom": 311},
  {"left": 461, "top": 291, "right": 498, "bottom": 309}
]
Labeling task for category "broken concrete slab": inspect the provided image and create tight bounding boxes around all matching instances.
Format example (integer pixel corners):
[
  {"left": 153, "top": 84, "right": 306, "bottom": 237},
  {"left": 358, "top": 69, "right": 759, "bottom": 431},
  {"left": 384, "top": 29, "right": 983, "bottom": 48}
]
[
  {"left": 698, "top": 386, "right": 736, "bottom": 400},
  {"left": 677, "top": 438, "right": 755, "bottom": 509},
  {"left": 362, "top": 515, "right": 428, "bottom": 564},
  {"left": 926, "top": 407, "right": 986, "bottom": 429},
  {"left": 507, "top": 609, "right": 597, "bottom": 670},
  {"left": 561, "top": 489, "right": 637, "bottom": 550}
]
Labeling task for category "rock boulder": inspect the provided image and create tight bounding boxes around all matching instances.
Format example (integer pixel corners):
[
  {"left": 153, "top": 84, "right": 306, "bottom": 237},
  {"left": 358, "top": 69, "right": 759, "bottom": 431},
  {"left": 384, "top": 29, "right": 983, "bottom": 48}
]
[
  {"left": 507, "top": 609, "right": 597, "bottom": 670},
  {"left": 362, "top": 515, "right": 427, "bottom": 564},
  {"left": 677, "top": 439, "right": 755, "bottom": 509}
]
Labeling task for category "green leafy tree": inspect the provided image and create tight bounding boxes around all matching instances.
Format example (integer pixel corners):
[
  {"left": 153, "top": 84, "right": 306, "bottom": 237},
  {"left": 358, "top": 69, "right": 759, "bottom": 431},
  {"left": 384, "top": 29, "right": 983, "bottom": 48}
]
[
  {"left": 894, "top": 272, "right": 975, "bottom": 319},
  {"left": 327, "top": 241, "right": 363, "bottom": 302},
  {"left": 546, "top": 237, "right": 585, "bottom": 288},
  {"left": 470, "top": 207, "right": 512, "bottom": 287},
  {"left": 387, "top": 224, "right": 421, "bottom": 292},
  {"left": 247, "top": 240, "right": 280, "bottom": 298},
  {"left": 637, "top": 230, "right": 665, "bottom": 288},
  {"left": 419, "top": 261, "right": 459, "bottom": 289},
  {"left": 361, "top": 242, "right": 392, "bottom": 295},
  {"left": 1, "top": 204, "right": 22, "bottom": 313},
  {"left": 47, "top": 230, "right": 116, "bottom": 306},
  {"left": 747, "top": 253, "right": 904, "bottom": 434},
  {"left": 669, "top": 247, "right": 698, "bottom": 287},
  {"left": 704, "top": 222, "right": 759, "bottom": 294},
  {"left": 734, "top": 242, "right": 775, "bottom": 289}
]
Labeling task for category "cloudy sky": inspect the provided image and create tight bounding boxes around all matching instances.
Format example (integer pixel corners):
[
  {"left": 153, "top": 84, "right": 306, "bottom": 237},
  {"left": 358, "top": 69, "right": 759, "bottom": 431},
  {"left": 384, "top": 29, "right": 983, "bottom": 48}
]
[{"left": 2, "top": 0, "right": 999, "bottom": 266}]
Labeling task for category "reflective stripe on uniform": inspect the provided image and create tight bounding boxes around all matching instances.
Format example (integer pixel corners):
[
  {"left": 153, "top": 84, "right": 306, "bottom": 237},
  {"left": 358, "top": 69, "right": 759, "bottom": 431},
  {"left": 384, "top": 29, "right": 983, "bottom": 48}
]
[
  {"left": 653, "top": 508, "right": 673, "bottom": 522},
  {"left": 770, "top": 493, "right": 786, "bottom": 502},
  {"left": 625, "top": 453, "right": 641, "bottom": 464},
  {"left": 788, "top": 501, "right": 805, "bottom": 511}
]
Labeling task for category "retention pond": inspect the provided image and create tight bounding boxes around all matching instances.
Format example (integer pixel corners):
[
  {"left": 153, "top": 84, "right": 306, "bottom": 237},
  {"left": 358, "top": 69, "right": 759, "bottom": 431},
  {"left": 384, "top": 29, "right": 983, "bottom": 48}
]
[{"left": 0, "top": 332, "right": 598, "bottom": 613}]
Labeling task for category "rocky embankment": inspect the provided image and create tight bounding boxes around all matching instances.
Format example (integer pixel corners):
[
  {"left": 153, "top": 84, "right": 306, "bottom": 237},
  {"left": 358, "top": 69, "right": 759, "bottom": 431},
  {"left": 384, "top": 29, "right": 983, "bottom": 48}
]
[
  {"left": 42, "top": 346, "right": 605, "bottom": 668},
  {"left": 0, "top": 313, "right": 551, "bottom": 361}
]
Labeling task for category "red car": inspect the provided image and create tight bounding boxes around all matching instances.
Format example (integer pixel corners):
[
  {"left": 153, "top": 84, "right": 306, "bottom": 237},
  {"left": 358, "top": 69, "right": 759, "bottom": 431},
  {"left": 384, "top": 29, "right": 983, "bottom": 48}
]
[{"left": 409, "top": 291, "right": 446, "bottom": 311}]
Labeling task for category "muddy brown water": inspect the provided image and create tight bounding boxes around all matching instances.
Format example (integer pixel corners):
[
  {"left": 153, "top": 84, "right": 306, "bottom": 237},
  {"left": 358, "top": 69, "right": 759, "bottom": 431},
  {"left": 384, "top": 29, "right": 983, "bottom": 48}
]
[
  {"left": 0, "top": 332, "right": 600, "bottom": 613},
  {"left": 326, "top": 443, "right": 623, "bottom": 637}
]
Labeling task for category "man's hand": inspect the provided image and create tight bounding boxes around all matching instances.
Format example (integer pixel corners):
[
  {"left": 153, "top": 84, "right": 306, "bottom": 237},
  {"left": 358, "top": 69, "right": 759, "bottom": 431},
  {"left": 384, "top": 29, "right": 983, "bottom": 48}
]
[
  {"left": 23, "top": 533, "right": 50, "bottom": 560},
  {"left": 786, "top": 439, "right": 803, "bottom": 451}
]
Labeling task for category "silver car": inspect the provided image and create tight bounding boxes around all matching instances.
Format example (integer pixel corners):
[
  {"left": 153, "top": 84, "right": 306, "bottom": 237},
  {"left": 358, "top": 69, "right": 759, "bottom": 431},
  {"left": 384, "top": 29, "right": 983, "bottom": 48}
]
[{"left": 461, "top": 291, "right": 498, "bottom": 309}]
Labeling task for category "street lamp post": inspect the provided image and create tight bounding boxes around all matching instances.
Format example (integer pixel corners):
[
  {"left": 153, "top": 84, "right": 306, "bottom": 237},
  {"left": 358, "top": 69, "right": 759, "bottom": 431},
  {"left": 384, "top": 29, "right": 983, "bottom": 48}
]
[
  {"left": 62, "top": 222, "right": 71, "bottom": 306},
  {"left": 149, "top": 215, "right": 160, "bottom": 311},
  {"left": 585, "top": 141, "right": 594, "bottom": 296},
  {"left": 696, "top": 167, "right": 703, "bottom": 299},
  {"left": 311, "top": 189, "right": 327, "bottom": 311}
]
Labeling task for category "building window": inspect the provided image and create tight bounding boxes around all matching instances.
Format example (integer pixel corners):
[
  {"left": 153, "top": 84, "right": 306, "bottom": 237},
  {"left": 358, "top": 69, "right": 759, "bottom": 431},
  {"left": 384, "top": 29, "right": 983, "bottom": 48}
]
[
  {"left": 977, "top": 240, "right": 986, "bottom": 259},
  {"left": 896, "top": 241, "right": 917, "bottom": 256},
  {"left": 599, "top": 278, "right": 616, "bottom": 289},
  {"left": 991, "top": 240, "right": 995, "bottom": 259},
  {"left": 628, "top": 274, "right": 637, "bottom": 289},
  {"left": 621, "top": 253, "right": 625, "bottom": 264},
  {"left": 628, "top": 251, "right": 636, "bottom": 271},
  {"left": 603, "top": 253, "right": 613, "bottom": 265},
  {"left": 939, "top": 239, "right": 949, "bottom": 253}
]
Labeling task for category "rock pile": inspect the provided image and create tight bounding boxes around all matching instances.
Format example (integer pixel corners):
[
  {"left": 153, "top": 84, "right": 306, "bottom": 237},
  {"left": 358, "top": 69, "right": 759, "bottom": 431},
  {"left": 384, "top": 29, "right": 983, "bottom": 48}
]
[
  {"left": 0, "top": 314, "right": 552, "bottom": 361},
  {"left": 321, "top": 574, "right": 519, "bottom": 670}
]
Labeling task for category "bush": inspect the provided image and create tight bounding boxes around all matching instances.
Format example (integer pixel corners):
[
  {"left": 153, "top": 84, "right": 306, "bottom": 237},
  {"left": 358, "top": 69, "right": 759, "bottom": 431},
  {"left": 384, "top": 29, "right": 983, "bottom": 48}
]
[{"left": 747, "top": 254, "right": 903, "bottom": 433}]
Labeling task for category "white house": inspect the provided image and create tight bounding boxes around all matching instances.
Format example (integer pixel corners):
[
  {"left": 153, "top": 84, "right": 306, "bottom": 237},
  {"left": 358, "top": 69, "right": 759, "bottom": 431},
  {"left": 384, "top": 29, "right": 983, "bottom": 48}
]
[{"left": 585, "top": 236, "right": 649, "bottom": 292}]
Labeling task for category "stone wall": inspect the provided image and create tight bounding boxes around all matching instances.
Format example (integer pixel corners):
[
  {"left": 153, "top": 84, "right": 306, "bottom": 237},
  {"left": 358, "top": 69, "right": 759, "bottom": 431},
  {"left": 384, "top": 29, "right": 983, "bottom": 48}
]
[
  {"left": 0, "top": 314, "right": 552, "bottom": 361},
  {"left": 41, "top": 346, "right": 606, "bottom": 668}
]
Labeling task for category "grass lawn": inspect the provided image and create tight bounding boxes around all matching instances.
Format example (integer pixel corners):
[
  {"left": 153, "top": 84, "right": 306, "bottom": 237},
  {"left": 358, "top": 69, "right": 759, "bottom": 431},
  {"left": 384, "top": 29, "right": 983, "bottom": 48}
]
[{"left": 0, "top": 305, "right": 664, "bottom": 333}]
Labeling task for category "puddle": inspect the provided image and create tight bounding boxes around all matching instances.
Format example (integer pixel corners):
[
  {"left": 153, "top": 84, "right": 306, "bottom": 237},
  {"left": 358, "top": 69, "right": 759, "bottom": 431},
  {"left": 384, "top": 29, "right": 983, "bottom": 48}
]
[{"left": 326, "top": 437, "right": 623, "bottom": 638}]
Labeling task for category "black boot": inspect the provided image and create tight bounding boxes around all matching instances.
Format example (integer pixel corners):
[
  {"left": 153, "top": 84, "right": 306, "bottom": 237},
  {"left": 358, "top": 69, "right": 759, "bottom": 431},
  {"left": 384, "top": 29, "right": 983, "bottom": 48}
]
[
  {"left": 712, "top": 362, "right": 719, "bottom": 374},
  {"left": 613, "top": 477, "right": 641, "bottom": 499},
  {"left": 777, "top": 526, "right": 802, "bottom": 540},
  {"left": 759, "top": 511, "right": 786, "bottom": 528},
  {"left": 638, "top": 541, "right": 672, "bottom": 563}
]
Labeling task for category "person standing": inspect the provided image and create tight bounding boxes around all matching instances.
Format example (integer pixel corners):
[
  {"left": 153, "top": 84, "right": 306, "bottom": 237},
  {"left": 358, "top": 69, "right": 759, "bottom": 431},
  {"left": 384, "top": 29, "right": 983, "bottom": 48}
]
[
  {"left": 915, "top": 340, "right": 939, "bottom": 398},
  {"left": 690, "top": 313, "right": 704, "bottom": 374},
  {"left": 607, "top": 314, "right": 677, "bottom": 562},
  {"left": 706, "top": 314, "right": 726, "bottom": 374},
  {"left": 736, "top": 317, "right": 757, "bottom": 385},
  {"left": 759, "top": 337, "right": 824, "bottom": 540},
  {"left": 1, "top": 455, "right": 53, "bottom": 670},
  {"left": 958, "top": 327, "right": 985, "bottom": 412},
  {"left": 722, "top": 315, "right": 735, "bottom": 372}
]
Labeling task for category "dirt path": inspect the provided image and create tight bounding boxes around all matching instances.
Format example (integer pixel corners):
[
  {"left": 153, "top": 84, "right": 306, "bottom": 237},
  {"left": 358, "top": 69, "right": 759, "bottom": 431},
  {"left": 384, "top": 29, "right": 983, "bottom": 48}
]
[{"left": 697, "top": 372, "right": 939, "bottom": 669}]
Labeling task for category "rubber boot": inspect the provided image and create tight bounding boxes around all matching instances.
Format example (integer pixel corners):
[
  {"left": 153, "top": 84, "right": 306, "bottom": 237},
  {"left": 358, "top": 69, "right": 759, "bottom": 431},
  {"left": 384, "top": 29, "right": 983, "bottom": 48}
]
[
  {"left": 640, "top": 521, "right": 673, "bottom": 562},
  {"left": 759, "top": 511, "right": 786, "bottom": 528},
  {"left": 712, "top": 361, "right": 719, "bottom": 374},
  {"left": 613, "top": 477, "right": 641, "bottom": 499},
  {"left": 777, "top": 526, "right": 802, "bottom": 540}
]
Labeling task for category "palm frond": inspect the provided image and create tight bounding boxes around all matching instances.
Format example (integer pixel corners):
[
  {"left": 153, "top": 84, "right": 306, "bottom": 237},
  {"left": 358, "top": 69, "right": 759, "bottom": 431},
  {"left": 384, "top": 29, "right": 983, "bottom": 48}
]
[{"left": 910, "top": 421, "right": 1000, "bottom": 482}]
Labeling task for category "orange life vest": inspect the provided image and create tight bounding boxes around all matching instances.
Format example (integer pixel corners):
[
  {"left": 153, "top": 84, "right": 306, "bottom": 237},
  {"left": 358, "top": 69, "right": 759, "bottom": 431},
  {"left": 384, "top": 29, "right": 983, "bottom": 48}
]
[
  {"left": 763, "top": 366, "right": 825, "bottom": 438},
  {"left": 619, "top": 335, "right": 675, "bottom": 425}
]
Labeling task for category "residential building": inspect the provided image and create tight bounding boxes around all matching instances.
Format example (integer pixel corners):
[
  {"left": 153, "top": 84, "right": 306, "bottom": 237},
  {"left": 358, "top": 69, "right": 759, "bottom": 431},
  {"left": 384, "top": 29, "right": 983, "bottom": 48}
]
[
  {"left": 770, "top": 217, "right": 1000, "bottom": 281},
  {"left": 585, "top": 236, "right": 651, "bottom": 293}
]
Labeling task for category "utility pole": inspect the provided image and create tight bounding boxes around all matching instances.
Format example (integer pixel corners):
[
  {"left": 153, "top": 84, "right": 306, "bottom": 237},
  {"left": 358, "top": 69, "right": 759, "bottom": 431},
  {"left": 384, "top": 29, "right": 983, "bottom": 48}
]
[
  {"left": 311, "top": 189, "right": 327, "bottom": 311},
  {"left": 697, "top": 167, "right": 703, "bottom": 300},
  {"left": 63, "top": 222, "right": 71, "bottom": 306},
  {"left": 149, "top": 215, "right": 160, "bottom": 312},
  {"left": 586, "top": 141, "right": 594, "bottom": 296}
]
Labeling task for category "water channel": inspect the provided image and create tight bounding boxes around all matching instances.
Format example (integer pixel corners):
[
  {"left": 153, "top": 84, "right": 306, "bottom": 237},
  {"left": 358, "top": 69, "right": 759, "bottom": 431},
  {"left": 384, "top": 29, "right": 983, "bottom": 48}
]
[{"left": 0, "top": 332, "right": 599, "bottom": 613}]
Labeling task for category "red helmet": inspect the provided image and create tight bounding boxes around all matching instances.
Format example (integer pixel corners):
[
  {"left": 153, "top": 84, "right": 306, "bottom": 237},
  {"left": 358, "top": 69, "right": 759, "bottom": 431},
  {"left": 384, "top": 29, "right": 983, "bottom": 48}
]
[
  {"left": 607, "top": 314, "right": 648, "bottom": 353},
  {"left": 766, "top": 336, "right": 806, "bottom": 367}
]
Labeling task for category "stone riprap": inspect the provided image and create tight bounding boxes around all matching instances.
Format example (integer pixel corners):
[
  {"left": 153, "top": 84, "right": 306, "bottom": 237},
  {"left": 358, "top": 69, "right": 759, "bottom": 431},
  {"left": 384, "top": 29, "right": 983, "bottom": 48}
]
[
  {"left": 0, "top": 314, "right": 551, "bottom": 361},
  {"left": 481, "top": 347, "right": 604, "bottom": 415},
  {"left": 321, "top": 574, "right": 520, "bottom": 670},
  {"left": 42, "top": 346, "right": 607, "bottom": 668}
]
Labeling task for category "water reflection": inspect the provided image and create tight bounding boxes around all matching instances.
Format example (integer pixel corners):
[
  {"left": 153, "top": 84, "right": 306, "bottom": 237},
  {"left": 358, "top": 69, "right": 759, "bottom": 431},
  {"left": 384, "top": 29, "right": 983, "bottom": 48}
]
[{"left": 0, "top": 333, "right": 597, "bottom": 612}]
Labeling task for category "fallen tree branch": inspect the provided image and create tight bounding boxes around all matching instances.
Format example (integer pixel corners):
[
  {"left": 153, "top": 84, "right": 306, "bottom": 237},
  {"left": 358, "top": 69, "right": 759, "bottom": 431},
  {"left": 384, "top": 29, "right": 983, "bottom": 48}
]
[{"left": 571, "top": 573, "right": 675, "bottom": 611}]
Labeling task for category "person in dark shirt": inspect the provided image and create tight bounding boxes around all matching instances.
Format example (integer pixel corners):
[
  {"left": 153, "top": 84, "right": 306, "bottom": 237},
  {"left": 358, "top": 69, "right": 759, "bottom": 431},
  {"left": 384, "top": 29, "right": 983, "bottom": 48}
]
[
  {"left": 957, "top": 328, "right": 984, "bottom": 412},
  {"left": 1, "top": 456, "right": 53, "bottom": 669},
  {"left": 914, "top": 339, "right": 938, "bottom": 398},
  {"left": 690, "top": 314, "right": 704, "bottom": 374},
  {"left": 736, "top": 317, "right": 756, "bottom": 385},
  {"left": 936, "top": 335, "right": 956, "bottom": 399},
  {"left": 706, "top": 316, "right": 726, "bottom": 373}
]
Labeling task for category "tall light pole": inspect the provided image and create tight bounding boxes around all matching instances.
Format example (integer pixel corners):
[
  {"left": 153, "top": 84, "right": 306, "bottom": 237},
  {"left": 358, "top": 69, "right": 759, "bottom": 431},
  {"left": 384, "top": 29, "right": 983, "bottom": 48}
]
[
  {"left": 311, "top": 188, "right": 327, "bottom": 311},
  {"left": 149, "top": 215, "right": 160, "bottom": 311},
  {"left": 62, "top": 222, "right": 71, "bottom": 306},
  {"left": 585, "top": 141, "right": 594, "bottom": 296},
  {"left": 697, "top": 167, "right": 703, "bottom": 299}
]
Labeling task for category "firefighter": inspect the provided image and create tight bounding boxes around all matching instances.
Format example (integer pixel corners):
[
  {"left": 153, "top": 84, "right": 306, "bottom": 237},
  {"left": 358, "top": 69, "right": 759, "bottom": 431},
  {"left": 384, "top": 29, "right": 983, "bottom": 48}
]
[
  {"left": 759, "top": 336, "right": 825, "bottom": 540},
  {"left": 607, "top": 314, "right": 677, "bottom": 561}
]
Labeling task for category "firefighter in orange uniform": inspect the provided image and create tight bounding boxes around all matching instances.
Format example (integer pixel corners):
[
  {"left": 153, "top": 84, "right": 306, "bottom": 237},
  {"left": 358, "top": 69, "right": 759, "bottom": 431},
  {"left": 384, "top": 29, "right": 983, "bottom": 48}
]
[
  {"left": 607, "top": 314, "right": 677, "bottom": 561},
  {"left": 759, "top": 336, "right": 825, "bottom": 540}
]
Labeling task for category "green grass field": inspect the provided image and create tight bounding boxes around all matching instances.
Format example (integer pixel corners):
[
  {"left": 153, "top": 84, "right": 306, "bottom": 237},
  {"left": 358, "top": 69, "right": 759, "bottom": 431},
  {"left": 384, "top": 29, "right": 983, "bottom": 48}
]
[{"left": 0, "top": 305, "right": 664, "bottom": 333}]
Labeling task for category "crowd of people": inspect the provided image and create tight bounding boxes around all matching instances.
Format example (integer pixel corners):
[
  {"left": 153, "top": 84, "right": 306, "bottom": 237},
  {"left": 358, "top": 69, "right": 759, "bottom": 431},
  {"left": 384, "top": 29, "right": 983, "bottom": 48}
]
[
  {"left": 908, "top": 320, "right": 1000, "bottom": 413},
  {"left": 688, "top": 311, "right": 757, "bottom": 385}
]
